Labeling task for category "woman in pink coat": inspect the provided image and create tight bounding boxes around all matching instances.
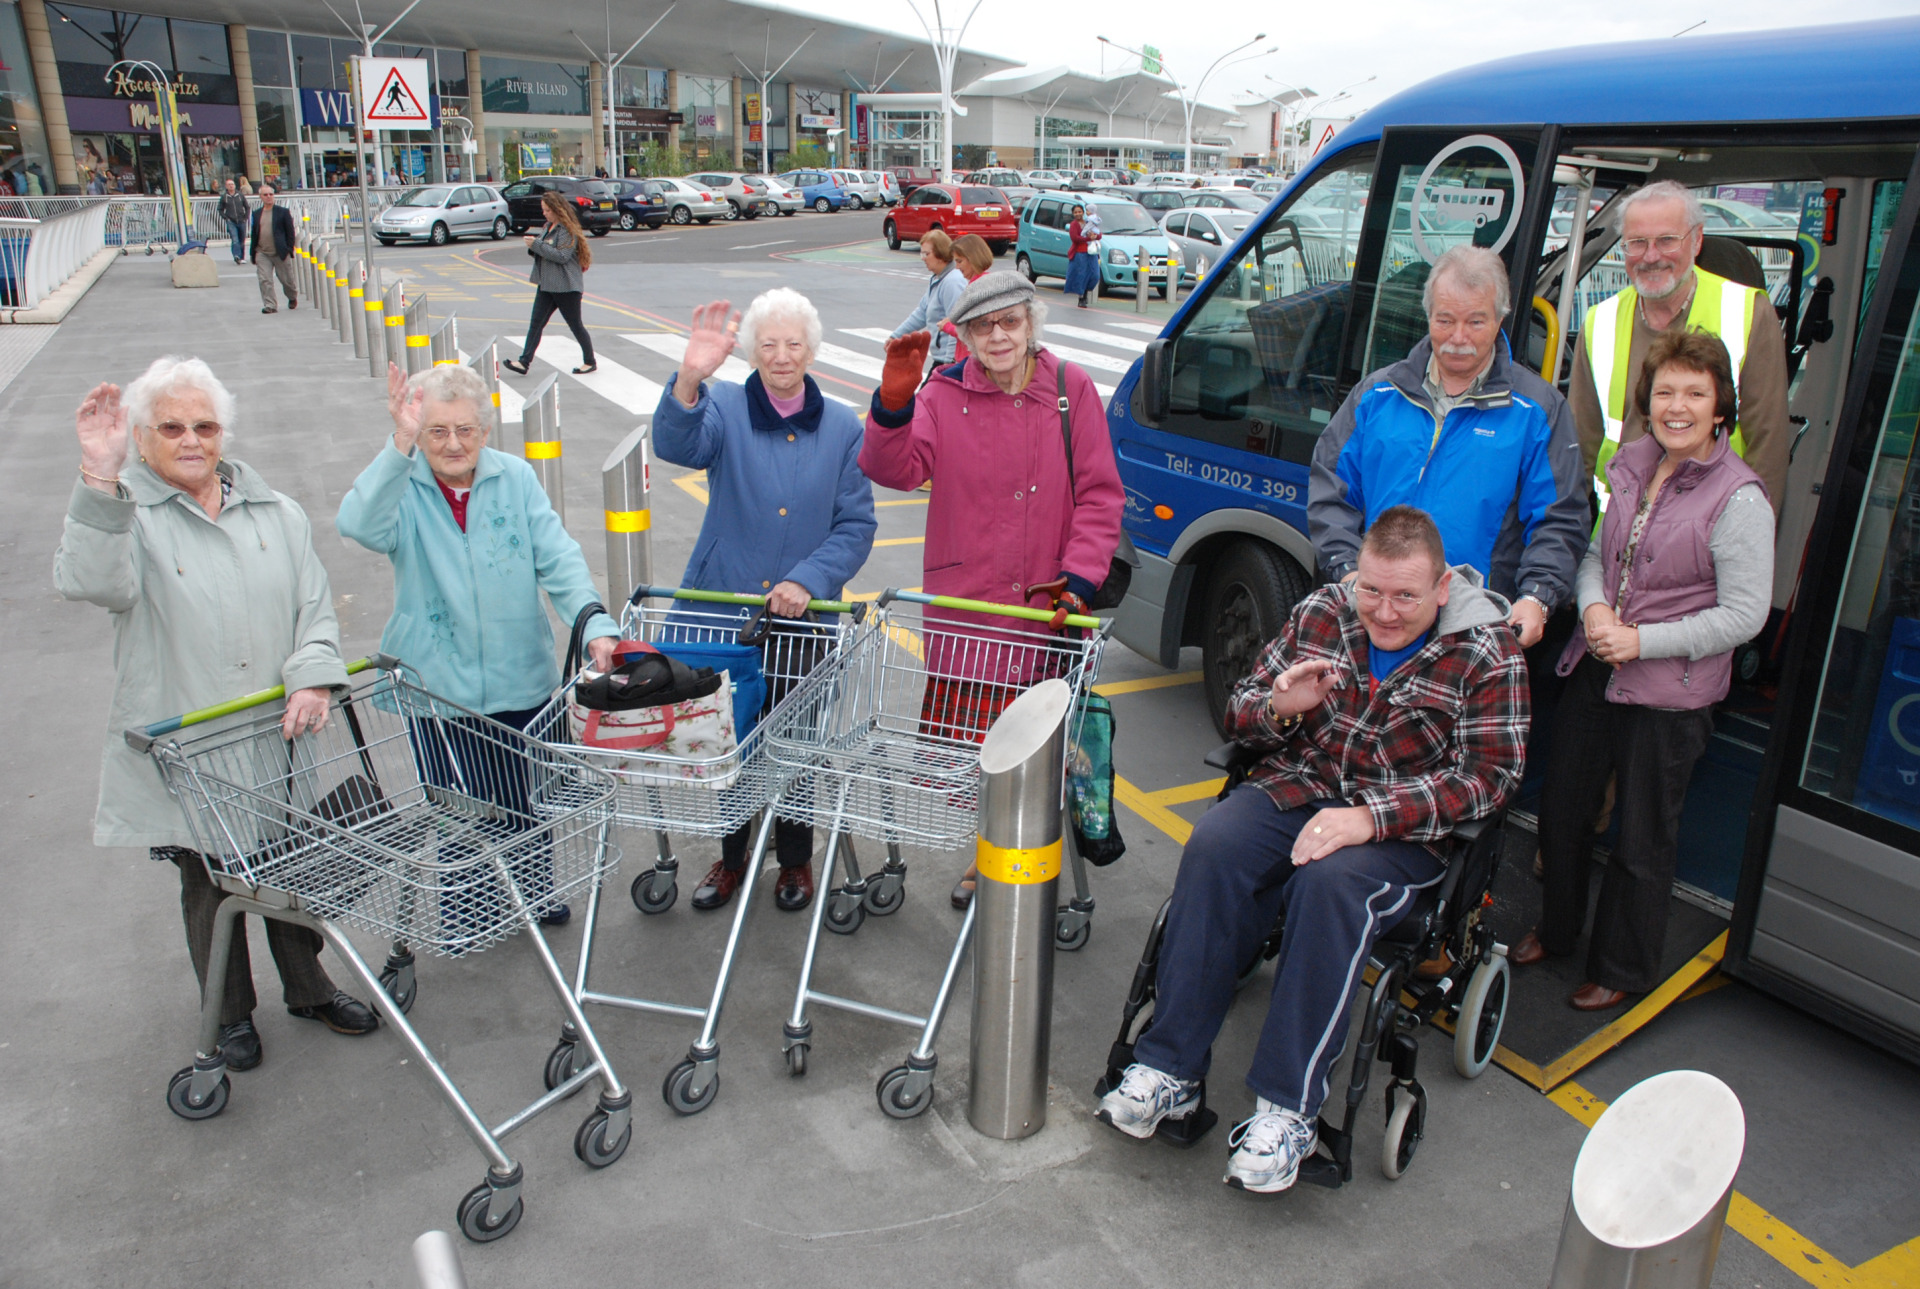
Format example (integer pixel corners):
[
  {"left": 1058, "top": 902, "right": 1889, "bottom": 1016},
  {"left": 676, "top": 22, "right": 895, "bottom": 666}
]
[{"left": 862, "top": 270, "right": 1124, "bottom": 905}]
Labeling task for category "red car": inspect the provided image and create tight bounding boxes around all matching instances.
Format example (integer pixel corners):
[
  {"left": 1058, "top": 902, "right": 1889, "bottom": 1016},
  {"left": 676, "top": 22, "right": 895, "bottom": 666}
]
[
  {"left": 888, "top": 166, "right": 937, "bottom": 195},
  {"left": 883, "top": 184, "right": 1016, "bottom": 254}
]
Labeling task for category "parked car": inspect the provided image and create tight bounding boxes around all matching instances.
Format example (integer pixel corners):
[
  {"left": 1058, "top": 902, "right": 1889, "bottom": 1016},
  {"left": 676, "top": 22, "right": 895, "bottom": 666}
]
[
  {"left": 1250, "top": 177, "right": 1287, "bottom": 196},
  {"left": 1146, "top": 171, "right": 1205, "bottom": 188},
  {"left": 888, "top": 166, "right": 937, "bottom": 195},
  {"left": 1187, "top": 188, "right": 1267, "bottom": 214},
  {"left": 883, "top": 183, "right": 1017, "bottom": 254},
  {"left": 1014, "top": 191, "right": 1172, "bottom": 297},
  {"left": 374, "top": 184, "right": 509, "bottom": 245},
  {"left": 499, "top": 175, "right": 617, "bottom": 235},
  {"left": 778, "top": 169, "right": 849, "bottom": 212},
  {"left": 646, "top": 176, "right": 725, "bottom": 224},
  {"left": 1129, "top": 187, "right": 1190, "bottom": 223},
  {"left": 749, "top": 173, "right": 805, "bottom": 216},
  {"left": 685, "top": 171, "right": 777, "bottom": 219},
  {"left": 867, "top": 171, "right": 901, "bottom": 205},
  {"left": 1161, "top": 206, "right": 1257, "bottom": 282},
  {"left": 1066, "top": 168, "right": 1124, "bottom": 190},
  {"left": 828, "top": 169, "right": 886, "bottom": 209},
  {"left": 610, "top": 179, "right": 671, "bottom": 230},
  {"left": 1023, "top": 169, "right": 1070, "bottom": 189},
  {"left": 960, "top": 169, "right": 1038, "bottom": 212}
]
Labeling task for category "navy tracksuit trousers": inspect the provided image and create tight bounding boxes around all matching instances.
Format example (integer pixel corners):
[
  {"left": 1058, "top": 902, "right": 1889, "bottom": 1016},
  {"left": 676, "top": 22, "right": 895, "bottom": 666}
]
[{"left": 1132, "top": 785, "right": 1445, "bottom": 1117}]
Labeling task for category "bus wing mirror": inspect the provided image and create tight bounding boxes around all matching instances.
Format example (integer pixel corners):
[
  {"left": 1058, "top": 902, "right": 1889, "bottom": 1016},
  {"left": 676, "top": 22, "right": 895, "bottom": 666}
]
[{"left": 1141, "top": 337, "right": 1172, "bottom": 424}]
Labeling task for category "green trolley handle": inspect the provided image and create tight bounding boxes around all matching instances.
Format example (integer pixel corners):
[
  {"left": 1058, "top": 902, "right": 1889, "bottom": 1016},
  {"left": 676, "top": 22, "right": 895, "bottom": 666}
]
[
  {"left": 627, "top": 583, "right": 868, "bottom": 621},
  {"left": 879, "top": 588, "right": 1102, "bottom": 631},
  {"left": 129, "top": 656, "right": 385, "bottom": 747}
]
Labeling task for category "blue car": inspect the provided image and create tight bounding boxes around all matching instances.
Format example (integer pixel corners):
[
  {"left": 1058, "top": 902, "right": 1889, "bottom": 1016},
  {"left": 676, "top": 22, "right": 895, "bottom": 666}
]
[
  {"left": 777, "top": 169, "right": 847, "bottom": 212},
  {"left": 1014, "top": 192, "right": 1173, "bottom": 297}
]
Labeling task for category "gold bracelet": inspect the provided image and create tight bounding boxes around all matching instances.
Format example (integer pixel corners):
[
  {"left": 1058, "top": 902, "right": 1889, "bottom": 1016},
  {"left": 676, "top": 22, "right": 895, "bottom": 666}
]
[{"left": 78, "top": 466, "right": 120, "bottom": 485}]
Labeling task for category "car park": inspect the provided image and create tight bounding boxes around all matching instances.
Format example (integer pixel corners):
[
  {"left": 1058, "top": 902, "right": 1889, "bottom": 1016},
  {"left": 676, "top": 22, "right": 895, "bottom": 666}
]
[
  {"left": 829, "top": 169, "right": 886, "bottom": 209},
  {"left": 498, "top": 175, "right": 617, "bottom": 235},
  {"left": 746, "top": 174, "right": 804, "bottom": 216},
  {"left": 887, "top": 166, "right": 937, "bottom": 196},
  {"left": 608, "top": 179, "right": 671, "bottom": 230},
  {"left": 1014, "top": 191, "right": 1172, "bottom": 296},
  {"left": 1129, "top": 187, "right": 1189, "bottom": 223},
  {"left": 1161, "top": 206, "right": 1255, "bottom": 281},
  {"left": 778, "top": 169, "right": 849, "bottom": 212},
  {"left": 646, "top": 176, "right": 725, "bottom": 224},
  {"left": 1066, "top": 168, "right": 1123, "bottom": 190},
  {"left": 1023, "top": 169, "right": 1070, "bottom": 189},
  {"left": 1186, "top": 188, "right": 1268, "bottom": 214},
  {"left": 868, "top": 170, "right": 901, "bottom": 205},
  {"left": 959, "top": 168, "right": 1039, "bottom": 212},
  {"left": 373, "top": 184, "right": 510, "bottom": 245},
  {"left": 883, "top": 183, "right": 1016, "bottom": 253},
  {"left": 685, "top": 171, "right": 777, "bottom": 219}
]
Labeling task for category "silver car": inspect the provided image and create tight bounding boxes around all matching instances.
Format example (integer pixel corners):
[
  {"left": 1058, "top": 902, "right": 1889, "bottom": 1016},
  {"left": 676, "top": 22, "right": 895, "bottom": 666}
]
[
  {"left": 830, "top": 169, "right": 886, "bottom": 210},
  {"left": 961, "top": 168, "right": 1038, "bottom": 213},
  {"left": 866, "top": 170, "right": 901, "bottom": 206},
  {"left": 374, "top": 184, "right": 509, "bottom": 245},
  {"left": 1162, "top": 206, "right": 1256, "bottom": 283},
  {"left": 1024, "top": 169, "right": 1070, "bottom": 190},
  {"left": 747, "top": 174, "right": 805, "bottom": 216},
  {"left": 686, "top": 171, "right": 777, "bottom": 220}
]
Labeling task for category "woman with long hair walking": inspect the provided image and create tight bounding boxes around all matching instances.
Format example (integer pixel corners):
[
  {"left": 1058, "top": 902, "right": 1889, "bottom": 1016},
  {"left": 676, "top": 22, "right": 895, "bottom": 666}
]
[{"left": 504, "top": 191, "right": 597, "bottom": 375}]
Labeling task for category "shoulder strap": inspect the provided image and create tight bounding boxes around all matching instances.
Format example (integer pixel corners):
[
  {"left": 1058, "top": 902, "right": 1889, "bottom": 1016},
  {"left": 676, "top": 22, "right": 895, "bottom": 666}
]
[{"left": 1057, "top": 365, "right": 1077, "bottom": 505}]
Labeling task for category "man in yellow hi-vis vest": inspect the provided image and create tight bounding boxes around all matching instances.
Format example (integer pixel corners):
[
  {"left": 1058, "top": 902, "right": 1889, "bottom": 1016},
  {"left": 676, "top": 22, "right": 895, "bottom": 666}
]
[{"left": 1569, "top": 180, "right": 1788, "bottom": 519}]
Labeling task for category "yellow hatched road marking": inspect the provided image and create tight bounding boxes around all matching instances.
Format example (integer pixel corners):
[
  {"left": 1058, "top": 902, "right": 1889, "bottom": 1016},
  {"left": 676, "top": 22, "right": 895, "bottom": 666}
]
[
  {"left": 874, "top": 536, "right": 925, "bottom": 547},
  {"left": 672, "top": 473, "right": 709, "bottom": 505},
  {"left": 876, "top": 497, "right": 929, "bottom": 507}
]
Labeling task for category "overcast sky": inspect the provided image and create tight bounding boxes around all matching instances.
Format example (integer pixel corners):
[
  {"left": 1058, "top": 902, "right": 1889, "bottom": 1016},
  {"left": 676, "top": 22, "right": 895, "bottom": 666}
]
[{"left": 804, "top": 0, "right": 1920, "bottom": 117}]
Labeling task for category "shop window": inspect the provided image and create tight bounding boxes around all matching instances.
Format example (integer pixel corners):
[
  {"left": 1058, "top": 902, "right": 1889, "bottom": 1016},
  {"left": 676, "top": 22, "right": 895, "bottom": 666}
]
[
  {"left": 247, "top": 29, "right": 291, "bottom": 87},
  {"left": 255, "top": 86, "right": 293, "bottom": 143},
  {"left": 0, "top": 2, "right": 50, "bottom": 194},
  {"left": 165, "top": 18, "right": 234, "bottom": 103},
  {"left": 482, "top": 56, "right": 588, "bottom": 116},
  {"left": 436, "top": 48, "right": 467, "bottom": 101}
]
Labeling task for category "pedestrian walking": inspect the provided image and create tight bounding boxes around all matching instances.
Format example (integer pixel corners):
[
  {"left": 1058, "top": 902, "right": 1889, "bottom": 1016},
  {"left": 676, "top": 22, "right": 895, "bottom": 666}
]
[
  {"left": 503, "top": 192, "right": 596, "bottom": 375},
  {"left": 217, "top": 178, "right": 248, "bottom": 264},
  {"left": 890, "top": 228, "right": 966, "bottom": 368},
  {"left": 1063, "top": 203, "right": 1099, "bottom": 308},
  {"left": 238, "top": 175, "right": 253, "bottom": 197},
  {"left": 942, "top": 234, "right": 997, "bottom": 361},
  {"left": 54, "top": 356, "right": 381, "bottom": 1073},
  {"left": 652, "top": 290, "right": 878, "bottom": 912},
  {"left": 249, "top": 185, "right": 297, "bottom": 314}
]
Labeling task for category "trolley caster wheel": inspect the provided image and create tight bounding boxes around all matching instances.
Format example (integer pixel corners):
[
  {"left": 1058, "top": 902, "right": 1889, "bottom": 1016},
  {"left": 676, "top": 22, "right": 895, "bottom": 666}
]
[
  {"left": 457, "top": 1180, "right": 523, "bottom": 1243},
  {"left": 863, "top": 871, "right": 905, "bottom": 916},
  {"left": 574, "top": 1108, "right": 631, "bottom": 1168},
  {"left": 824, "top": 890, "right": 866, "bottom": 935},
  {"left": 1055, "top": 911, "right": 1091, "bottom": 952},
  {"left": 379, "top": 953, "right": 417, "bottom": 1014},
  {"left": 785, "top": 1043, "right": 808, "bottom": 1077},
  {"left": 662, "top": 1059, "right": 718, "bottom": 1115},
  {"left": 165, "top": 1066, "right": 230, "bottom": 1121},
  {"left": 543, "top": 1041, "right": 583, "bottom": 1093},
  {"left": 632, "top": 870, "right": 678, "bottom": 914},
  {"left": 876, "top": 1064, "right": 934, "bottom": 1119},
  {"left": 1381, "top": 1082, "right": 1427, "bottom": 1180}
]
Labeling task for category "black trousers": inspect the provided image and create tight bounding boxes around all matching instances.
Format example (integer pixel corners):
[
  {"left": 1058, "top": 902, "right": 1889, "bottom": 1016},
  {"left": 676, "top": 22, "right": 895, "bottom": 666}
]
[
  {"left": 519, "top": 289, "right": 594, "bottom": 366},
  {"left": 1536, "top": 654, "right": 1715, "bottom": 992},
  {"left": 721, "top": 817, "right": 813, "bottom": 873},
  {"left": 160, "top": 848, "right": 335, "bottom": 1025}
]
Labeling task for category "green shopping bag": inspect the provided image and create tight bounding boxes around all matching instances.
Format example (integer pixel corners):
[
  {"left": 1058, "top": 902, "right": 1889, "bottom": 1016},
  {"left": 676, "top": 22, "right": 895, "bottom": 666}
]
[{"left": 1067, "top": 693, "right": 1125, "bottom": 866}]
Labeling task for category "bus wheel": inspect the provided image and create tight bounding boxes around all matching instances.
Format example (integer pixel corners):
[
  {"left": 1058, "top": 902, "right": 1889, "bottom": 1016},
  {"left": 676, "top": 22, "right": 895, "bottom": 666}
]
[{"left": 1201, "top": 541, "right": 1309, "bottom": 738}]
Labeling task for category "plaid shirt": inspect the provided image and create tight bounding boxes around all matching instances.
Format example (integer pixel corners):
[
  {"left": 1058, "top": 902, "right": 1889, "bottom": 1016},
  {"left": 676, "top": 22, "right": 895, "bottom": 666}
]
[{"left": 1224, "top": 583, "right": 1530, "bottom": 845}]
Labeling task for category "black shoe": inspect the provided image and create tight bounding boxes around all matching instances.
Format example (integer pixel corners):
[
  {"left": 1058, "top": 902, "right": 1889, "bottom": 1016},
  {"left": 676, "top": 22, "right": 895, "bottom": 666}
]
[
  {"left": 774, "top": 863, "right": 814, "bottom": 912},
  {"left": 690, "top": 860, "right": 742, "bottom": 910},
  {"left": 538, "top": 903, "right": 572, "bottom": 927},
  {"left": 502, "top": 357, "right": 530, "bottom": 375},
  {"left": 289, "top": 990, "right": 379, "bottom": 1035},
  {"left": 573, "top": 363, "right": 598, "bottom": 375},
  {"left": 219, "top": 1016, "right": 263, "bottom": 1071},
  {"left": 261, "top": 307, "right": 276, "bottom": 314},
  {"left": 288, "top": 297, "right": 297, "bottom": 310}
]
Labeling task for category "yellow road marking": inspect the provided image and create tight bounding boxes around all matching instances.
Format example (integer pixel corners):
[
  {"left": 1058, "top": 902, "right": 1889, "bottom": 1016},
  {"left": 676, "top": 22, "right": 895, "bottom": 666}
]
[
  {"left": 1532, "top": 932, "right": 1728, "bottom": 1090},
  {"left": 672, "top": 473, "right": 709, "bottom": 505},
  {"left": 1114, "top": 775, "right": 1196, "bottom": 846},
  {"left": 1677, "top": 971, "right": 1732, "bottom": 1003},
  {"left": 1094, "top": 671, "right": 1203, "bottom": 697},
  {"left": 1142, "top": 777, "right": 1225, "bottom": 806},
  {"left": 874, "top": 536, "right": 925, "bottom": 547},
  {"left": 877, "top": 497, "right": 930, "bottom": 507}
]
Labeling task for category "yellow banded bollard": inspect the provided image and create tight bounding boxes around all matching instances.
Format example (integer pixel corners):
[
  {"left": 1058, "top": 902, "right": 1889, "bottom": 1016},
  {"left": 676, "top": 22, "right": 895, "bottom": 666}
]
[
  {"left": 467, "top": 335, "right": 503, "bottom": 436},
  {"left": 364, "top": 269, "right": 386, "bottom": 377},
  {"left": 350, "top": 260, "right": 370, "bottom": 360},
  {"left": 967, "top": 677, "right": 1072, "bottom": 1140},
  {"left": 601, "top": 423, "right": 652, "bottom": 606},
  {"left": 522, "top": 373, "right": 564, "bottom": 524},
  {"left": 333, "top": 248, "right": 351, "bottom": 344},
  {"left": 404, "top": 291, "right": 432, "bottom": 374}
]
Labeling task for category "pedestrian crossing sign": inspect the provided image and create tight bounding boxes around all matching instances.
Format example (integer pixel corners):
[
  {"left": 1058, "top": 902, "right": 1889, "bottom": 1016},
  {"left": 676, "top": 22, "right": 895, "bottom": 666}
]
[{"left": 357, "top": 57, "right": 432, "bottom": 126}]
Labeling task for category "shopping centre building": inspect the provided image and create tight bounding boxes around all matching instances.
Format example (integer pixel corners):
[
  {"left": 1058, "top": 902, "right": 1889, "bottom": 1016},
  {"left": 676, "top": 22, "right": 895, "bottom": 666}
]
[{"left": 0, "top": 0, "right": 1269, "bottom": 195}]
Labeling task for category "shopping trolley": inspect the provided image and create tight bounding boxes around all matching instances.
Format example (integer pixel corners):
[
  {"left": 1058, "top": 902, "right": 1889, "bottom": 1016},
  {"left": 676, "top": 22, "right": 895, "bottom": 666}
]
[
  {"left": 525, "top": 585, "right": 866, "bottom": 1115},
  {"left": 767, "top": 589, "right": 1108, "bottom": 1117},
  {"left": 129, "top": 657, "right": 630, "bottom": 1243}
]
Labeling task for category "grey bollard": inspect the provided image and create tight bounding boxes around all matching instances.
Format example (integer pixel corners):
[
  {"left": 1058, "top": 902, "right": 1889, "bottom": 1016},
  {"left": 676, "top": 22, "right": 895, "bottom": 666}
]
[
  {"left": 410, "top": 1229, "right": 468, "bottom": 1289},
  {"left": 522, "top": 372, "right": 564, "bottom": 525},
  {"left": 601, "top": 422, "right": 653, "bottom": 607},
  {"left": 429, "top": 315, "right": 460, "bottom": 367},
  {"left": 1170, "top": 260, "right": 1183, "bottom": 303},
  {"left": 968, "top": 677, "right": 1072, "bottom": 1140},
  {"left": 1549, "top": 1070, "right": 1745, "bottom": 1289},
  {"left": 365, "top": 268, "right": 387, "bottom": 377},
  {"left": 1135, "top": 249, "right": 1149, "bottom": 314},
  {"left": 320, "top": 244, "right": 336, "bottom": 325},
  {"left": 467, "top": 334, "right": 503, "bottom": 435},
  {"left": 334, "top": 249, "right": 352, "bottom": 344},
  {"left": 350, "top": 259, "right": 370, "bottom": 360},
  {"left": 404, "top": 292, "right": 432, "bottom": 374},
  {"left": 383, "top": 279, "right": 408, "bottom": 372}
]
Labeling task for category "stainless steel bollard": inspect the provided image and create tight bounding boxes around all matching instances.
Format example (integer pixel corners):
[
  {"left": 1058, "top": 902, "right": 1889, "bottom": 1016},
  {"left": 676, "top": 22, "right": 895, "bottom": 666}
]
[
  {"left": 383, "top": 279, "right": 408, "bottom": 372},
  {"left": 410, "top": 1229, "right": 468, "bottom": 1289},
  {"left": 404, "top": 292, "right": 432, "bottom": 374},
  {"left": 1170, "top": 260, "right": 1183, "bottom": 303},
  {"left": 467, "top": 334, "right": 502, "bottom": 436},
  {"left": 601, "top": 422, "right": 652, "bottom": 607},
  {"left": 351, "top": 260, "right": 370, "bottom": 361},
  {"left": 1135, "top": 249, "right": 1149, "bottom": 314},
  {"left": 1549, "top": 1070, "right": 1745, "bottom": 1289},
  {"left": 429, "top": 315, "right": 460, "bottom": 366},
  {"left": 365, "top": 268, "right": 386, "bottom": 377},
  {"left": 967, "top": 677, "right": 1072, "bottom": 1140},
  {"left": 522, "top": 372, "right": 564, "bottom": 524},
  {"left": 332, "top": 249, "right": 351, "bottom": 343}
]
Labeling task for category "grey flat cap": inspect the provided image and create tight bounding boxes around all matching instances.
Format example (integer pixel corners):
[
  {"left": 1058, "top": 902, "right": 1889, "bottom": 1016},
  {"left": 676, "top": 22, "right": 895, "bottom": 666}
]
[{"left": 948, "top": 270, "right": 1036, "bottom": 326}]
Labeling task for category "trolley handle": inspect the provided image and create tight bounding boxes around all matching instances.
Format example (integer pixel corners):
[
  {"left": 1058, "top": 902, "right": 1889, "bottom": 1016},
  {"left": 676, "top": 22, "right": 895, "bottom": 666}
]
[
  {"left": 879, "top": 588, "right": 1102, "bottom": 631},
  {"left": 125, "top": 655, "right": 392, "bottom": 751},
  {"left": 626, "top": 583, "right": 869, "bottom": 623}
]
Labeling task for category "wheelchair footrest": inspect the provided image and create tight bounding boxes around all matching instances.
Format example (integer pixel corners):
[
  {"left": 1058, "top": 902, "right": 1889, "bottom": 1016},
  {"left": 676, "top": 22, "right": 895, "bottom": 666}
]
[
  {"left": 1298, "top": 1117, "right": 1352, "bottom": 1189},
  {"left": 1153, "top": 1102, "right": 1218, "bottom": 1148}
]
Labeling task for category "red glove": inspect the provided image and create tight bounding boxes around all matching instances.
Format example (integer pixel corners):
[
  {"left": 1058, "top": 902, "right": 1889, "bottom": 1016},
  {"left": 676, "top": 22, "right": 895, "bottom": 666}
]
[
  {"left": 1025, "top": 576, "right": 1092, "bottom": 630},
  {"left": 879, "top": 332, "right": 931, "bottom": 412}
]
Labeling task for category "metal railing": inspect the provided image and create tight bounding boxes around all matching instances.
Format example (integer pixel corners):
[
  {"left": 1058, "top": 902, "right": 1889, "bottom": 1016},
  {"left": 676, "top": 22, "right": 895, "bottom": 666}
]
[{"left": 0, "top": 203, "right": 110, "bottom": 309}]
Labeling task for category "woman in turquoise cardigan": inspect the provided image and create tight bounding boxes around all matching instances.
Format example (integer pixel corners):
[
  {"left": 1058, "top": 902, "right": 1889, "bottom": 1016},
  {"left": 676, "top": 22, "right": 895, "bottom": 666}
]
[{"left": 339, "top": 362, "right": 620, "bottom": 928}]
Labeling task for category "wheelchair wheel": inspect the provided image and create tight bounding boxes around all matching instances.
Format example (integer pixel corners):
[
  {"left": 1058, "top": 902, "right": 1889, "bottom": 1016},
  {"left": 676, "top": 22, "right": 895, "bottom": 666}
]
[
  {"left": 1381, "top": 1082, "right": 1426, "bottom": 1180},
  {"left": 1452, "top": 953, "right": 1510, "bottom": 1080}
]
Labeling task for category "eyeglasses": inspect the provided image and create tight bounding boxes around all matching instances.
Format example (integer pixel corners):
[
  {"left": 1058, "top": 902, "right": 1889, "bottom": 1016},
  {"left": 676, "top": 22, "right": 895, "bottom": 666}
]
[
  {"left": 1351, "top": 582, "right": 1433, "bottom": 612},
  {"left": 151, "top": 420, "right": 223, "bottom": 439},
  {"left": 1621, "top": 233, "right": 1690, "bottom": 258},
  {"left": 424, "top": 424, "right": 483, "bottom": 443},
  {"left": 963, "top": 310, "right": 1028, "bottom": 339}
]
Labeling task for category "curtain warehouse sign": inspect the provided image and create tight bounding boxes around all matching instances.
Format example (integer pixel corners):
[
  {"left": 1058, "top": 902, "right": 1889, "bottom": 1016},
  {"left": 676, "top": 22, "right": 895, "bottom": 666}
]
[{"left": 355, "top": 57, "right": 432, "bottom": 126}]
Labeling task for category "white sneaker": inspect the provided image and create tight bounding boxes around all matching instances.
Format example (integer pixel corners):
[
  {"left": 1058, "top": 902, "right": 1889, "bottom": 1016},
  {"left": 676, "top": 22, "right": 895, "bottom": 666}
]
[
  {"left": 1224, "top": 1098, "right": 1318, "bottom": 1193},
  {"left": 1096, "top": 1063, "right": 1200, "bottom": 1139}
]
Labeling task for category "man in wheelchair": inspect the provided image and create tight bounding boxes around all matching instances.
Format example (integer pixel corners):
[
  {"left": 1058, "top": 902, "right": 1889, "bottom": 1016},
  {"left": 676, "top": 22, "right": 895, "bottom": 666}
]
[{"left": 1095, "top": 506, "right": 1528, "bottom": 1192}]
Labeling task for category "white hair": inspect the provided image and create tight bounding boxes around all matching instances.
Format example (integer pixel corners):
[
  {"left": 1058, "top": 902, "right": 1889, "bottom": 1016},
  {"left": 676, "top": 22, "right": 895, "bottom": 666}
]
[
  {"left": 1618, "top": 179, "right": 1703, "bottom": 231},
  {"left": 406, "top": 363, "right": 489, "bottom": 419},
  {"left": 125, "top": 355, "right": 235, "bottom": 436},
  {"left": 738, "top": 287, "right": 822, "bottom": 360},
  {"left": 1026, "top": 297, "right": 1049, "bottom": 353},
  {"left": 1422, "top": 245, "right": 1511, "bottom": 319}
]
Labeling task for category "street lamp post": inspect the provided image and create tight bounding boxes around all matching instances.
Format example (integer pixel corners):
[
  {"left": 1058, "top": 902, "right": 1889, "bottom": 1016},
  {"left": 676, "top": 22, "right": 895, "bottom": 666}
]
[
  {"left": 906, "top": 0, "right": 984, "bottom": 182},
  {"left": 572, "top": 2, "right": 676, "bottom": 181},
  {"left": 1270, "top": 73, "right": 1375, "bottom": 173},
  {"left": 1098, "top": 34, "right": 1275, "bottom": 173},
  {"left": 734, "top": 23, "right": 817, "bottom": 176}
]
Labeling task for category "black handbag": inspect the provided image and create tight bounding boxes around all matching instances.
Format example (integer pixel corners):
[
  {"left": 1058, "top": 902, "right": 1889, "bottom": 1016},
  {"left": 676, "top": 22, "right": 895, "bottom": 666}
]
[{"left": 1056, "top": 366, "right": 1132, "bottom": 610}]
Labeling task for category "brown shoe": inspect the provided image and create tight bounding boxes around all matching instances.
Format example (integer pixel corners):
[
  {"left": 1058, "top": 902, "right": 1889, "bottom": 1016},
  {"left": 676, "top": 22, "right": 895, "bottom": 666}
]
[
  {"left": 950, "top": 867, "right": 976, "bottom": 909},
  {"left": 1510, "top": 931, "right": 1548, "bottom": 966},
  {"left": 1414, "top": 945, "right": 1454, "bottom": 980},
  {"left": 1569, "top": 982, "right": 1629, "bottom": 1011},
  {"left": 774, "top": 863, "right": 814, "bottom": 912},
  {"left": 691, "top": 861, "right": 742, "bottom": 910}
]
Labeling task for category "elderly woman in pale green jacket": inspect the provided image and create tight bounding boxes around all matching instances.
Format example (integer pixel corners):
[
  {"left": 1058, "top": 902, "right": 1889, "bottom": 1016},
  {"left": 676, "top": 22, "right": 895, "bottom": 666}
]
[{"left": 54, "top": 356, "right": 379, "bottom": 1076}]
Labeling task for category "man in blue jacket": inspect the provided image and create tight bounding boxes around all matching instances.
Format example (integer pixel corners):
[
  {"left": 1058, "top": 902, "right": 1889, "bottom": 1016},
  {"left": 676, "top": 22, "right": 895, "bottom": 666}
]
[
  {"left": 1307, "top": 245, "right": 1587, "bottom": 647},
  {"left": 249, "top": 185, "right": 299, "bottom": 314}
]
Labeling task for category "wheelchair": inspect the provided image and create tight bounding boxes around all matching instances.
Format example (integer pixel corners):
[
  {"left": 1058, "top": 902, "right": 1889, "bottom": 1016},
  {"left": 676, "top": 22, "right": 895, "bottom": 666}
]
[{"left": 1093, "top": 742, "right": 1513, "bottom": 1187}]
